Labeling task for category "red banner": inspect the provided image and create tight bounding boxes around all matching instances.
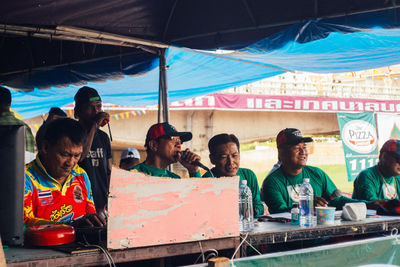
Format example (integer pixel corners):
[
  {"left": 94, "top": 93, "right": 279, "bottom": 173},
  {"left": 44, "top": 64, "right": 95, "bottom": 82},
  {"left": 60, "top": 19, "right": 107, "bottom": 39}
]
[
  {"left": 170, "top": 93, "right": 400, "bottom": 113},
  {"left": 64, "top": 93, "right": 400, "bottom": 113}
]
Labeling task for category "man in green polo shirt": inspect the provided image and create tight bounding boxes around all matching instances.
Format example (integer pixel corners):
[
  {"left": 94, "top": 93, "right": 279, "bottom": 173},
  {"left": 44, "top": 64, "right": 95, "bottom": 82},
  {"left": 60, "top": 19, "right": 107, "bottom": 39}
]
[
  {"left": 130, "top": 122, "right": 202, "bottom": 178},
  {"left": 202, "top": 133, "right": 264, "bottom": 217},
  {"left": 353, "top": 139, "right": 400, "bottom": 201},
  {"left": 0, "top": 86, "right": 35, "bottom": 163},
  {"left": 261, "top": 128, "right": 380, "bottom": 214}
]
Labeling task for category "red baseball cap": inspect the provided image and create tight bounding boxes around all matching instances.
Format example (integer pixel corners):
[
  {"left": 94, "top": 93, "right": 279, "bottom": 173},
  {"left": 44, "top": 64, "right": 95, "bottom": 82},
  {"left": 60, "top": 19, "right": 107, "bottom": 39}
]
[
  {"left": 276, "top": 128, "right": 313, "bottom": 148},
  {"left": 145, "top": 122, "right": 192, "bottom": 147},
  {"left": 381, "top": 139, "right": 400, "bottom": 159}
]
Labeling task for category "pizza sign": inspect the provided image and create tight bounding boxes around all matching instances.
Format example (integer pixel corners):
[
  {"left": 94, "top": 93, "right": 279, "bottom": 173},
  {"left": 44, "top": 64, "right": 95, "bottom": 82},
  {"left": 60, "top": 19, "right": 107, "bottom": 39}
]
[
  {"left": 342, "top": 120, "right": 377, "bottom": 154},
  {"left": 337, "top": 113, "right": 379, "bottom": 182}
]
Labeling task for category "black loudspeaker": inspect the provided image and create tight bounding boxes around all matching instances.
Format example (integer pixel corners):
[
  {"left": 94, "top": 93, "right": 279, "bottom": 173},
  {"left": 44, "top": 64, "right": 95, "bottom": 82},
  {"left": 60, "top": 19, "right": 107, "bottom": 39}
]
[{"left": 0, "top": 125, "right": 25, "bottom": 246}]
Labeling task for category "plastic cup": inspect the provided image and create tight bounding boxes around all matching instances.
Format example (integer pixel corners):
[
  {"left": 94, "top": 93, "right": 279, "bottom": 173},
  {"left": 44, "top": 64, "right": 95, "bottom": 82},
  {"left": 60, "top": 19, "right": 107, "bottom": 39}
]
[{"left": 316, "top": 207, "right": 336, "bottom": 225}]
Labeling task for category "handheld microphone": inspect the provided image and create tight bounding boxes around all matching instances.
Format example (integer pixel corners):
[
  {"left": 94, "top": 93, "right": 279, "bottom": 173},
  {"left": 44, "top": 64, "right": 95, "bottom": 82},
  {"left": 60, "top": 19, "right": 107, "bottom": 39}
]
[
  {"left": 99, "top": 118, "right": 112, "bottom": 141},
  {"left": 99, "top": 119, "right": 108, "bottom": 127},
  {"left": 180, "top": 151, "right": 211, "bottom": 172},
  {"left": 192, "top": 161, "right": 211, "bottom": 172}
]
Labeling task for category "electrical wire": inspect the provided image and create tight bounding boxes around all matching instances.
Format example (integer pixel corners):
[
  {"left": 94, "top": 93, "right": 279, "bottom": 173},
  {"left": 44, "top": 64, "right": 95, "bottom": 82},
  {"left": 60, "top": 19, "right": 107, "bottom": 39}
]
[
  {"left": 194, "top": 241, "right": 205, "bottom": 264},
  {"left": 80, "top": 234, "right": 116, "bottom": 267},
  {"left": 204, "top": 249, "right": 218, "bottom": 262},
  {"left": 107, "top": 123, "right": 113, "bottom": 141},
  {"left": 193, "top": 241, "right": 219, "bottom": 264},
  {"left": 231, "top": 232, "right": 249, "bottom": 260},
  {"left": 194, "top": 248, "right": 219, "bottom": 264},
  {"left": 242, "top": 238, "right": 262, "bottom": 255},
  {"left": 391, "top": 227, "right": 399, "bottom": 244},
  {"left": 199, "top": 241, "right": 205, "bottom": 263},
  {"left": 91, "top": 244, "right": 115, "bottom": 267}
]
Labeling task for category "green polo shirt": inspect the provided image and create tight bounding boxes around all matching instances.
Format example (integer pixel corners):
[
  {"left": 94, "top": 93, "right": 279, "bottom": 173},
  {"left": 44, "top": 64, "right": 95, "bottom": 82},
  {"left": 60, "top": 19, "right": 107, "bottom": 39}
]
[
  {"left": 0, "top": 111, "right": 35, "bottom": 153},
  {"left": 203, "top": 168, "right": 264, "bottom": 217},
  {"left": 130, "top": 161, "right": 201, "bottom": 178},
  {"left": 261, "top": 165, "right": 365, "bottom": 214},
  {"left": 353, "top": 166, "right": 400, "bottom": 201}
]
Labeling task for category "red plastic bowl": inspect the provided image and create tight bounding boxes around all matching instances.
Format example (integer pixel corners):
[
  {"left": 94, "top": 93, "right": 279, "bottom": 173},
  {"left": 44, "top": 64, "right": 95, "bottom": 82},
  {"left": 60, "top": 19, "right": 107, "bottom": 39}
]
[{"left": 25, "top": 224, "right": 75, "bottom": 246}]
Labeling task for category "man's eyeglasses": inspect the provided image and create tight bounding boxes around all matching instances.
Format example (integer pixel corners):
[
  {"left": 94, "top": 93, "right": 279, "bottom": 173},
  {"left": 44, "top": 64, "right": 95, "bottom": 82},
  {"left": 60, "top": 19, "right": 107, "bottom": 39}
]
[{"left": 160, "top": 136, "right": 181, "bottom": 143}]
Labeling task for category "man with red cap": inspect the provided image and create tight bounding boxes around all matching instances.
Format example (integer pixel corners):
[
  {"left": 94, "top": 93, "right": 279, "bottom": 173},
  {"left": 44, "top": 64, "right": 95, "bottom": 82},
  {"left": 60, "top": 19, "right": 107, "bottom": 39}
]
[
  {"left": 353, "top": 139, "right": 400, "bottom": 201},
  {"left": 130, "top": 122, "right": 201, "bottom": 178},
  {"left": 261, "top": 128, "right": 384, "bottom": 214}
]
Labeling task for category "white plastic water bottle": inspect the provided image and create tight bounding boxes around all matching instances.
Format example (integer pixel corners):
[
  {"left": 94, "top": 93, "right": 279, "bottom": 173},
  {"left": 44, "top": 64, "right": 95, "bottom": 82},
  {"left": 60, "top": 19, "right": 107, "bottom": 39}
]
[
  {"left": 299, "top": 178, "right": 314, "bottom": 227},
  {"left": 238, "top": 180, "right": 254, "bottom": 232}
]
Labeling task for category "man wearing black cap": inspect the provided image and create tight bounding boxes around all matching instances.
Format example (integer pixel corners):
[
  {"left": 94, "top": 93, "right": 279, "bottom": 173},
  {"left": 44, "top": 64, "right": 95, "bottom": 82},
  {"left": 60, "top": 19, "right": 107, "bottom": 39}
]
[
  {"left": 74, "top": 86, "right": 111, "bottom": 212},
  {"left": 261, "top": 128, "right": 369, "bottom": 214},
  {"left": 130, "top": 122, "right": 201, "bottom": 178},
  {"left": 353, "top": 139, "right": 400, "bottom": 201}
]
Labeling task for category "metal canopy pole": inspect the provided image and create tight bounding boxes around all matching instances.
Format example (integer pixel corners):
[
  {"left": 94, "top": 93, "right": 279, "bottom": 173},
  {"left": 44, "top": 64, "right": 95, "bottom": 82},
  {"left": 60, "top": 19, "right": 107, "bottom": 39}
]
[
  {"left": 158, "top": 48, "right": 169, "bottom": 123},
  {"left": 158, "top": 48, "right": 173, "bottom": 172},
  {"left": 157, "top": 53, "right": 162, "bottom": 123}
]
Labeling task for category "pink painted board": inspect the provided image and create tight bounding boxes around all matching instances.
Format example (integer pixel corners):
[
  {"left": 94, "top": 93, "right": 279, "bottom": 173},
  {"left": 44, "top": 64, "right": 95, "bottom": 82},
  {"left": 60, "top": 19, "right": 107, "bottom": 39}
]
[{"left": 107, "top": 167, "right": 239, "bottom": 250}]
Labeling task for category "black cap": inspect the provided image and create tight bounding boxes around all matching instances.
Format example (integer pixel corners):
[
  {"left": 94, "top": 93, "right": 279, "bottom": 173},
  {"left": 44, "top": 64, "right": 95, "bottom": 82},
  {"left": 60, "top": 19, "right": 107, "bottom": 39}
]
[
  {"left": 276, "top": 128, "right": 313, "bottom": 148},
  {"left": 74, "top": 86, "right": 101, "bottom": 106}
]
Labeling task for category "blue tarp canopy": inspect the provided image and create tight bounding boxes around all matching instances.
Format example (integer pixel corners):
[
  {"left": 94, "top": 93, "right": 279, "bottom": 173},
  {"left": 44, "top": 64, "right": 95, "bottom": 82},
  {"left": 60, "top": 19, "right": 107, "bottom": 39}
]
[{"left": 2, "top": 3, "right": 400, "bottom": 118}]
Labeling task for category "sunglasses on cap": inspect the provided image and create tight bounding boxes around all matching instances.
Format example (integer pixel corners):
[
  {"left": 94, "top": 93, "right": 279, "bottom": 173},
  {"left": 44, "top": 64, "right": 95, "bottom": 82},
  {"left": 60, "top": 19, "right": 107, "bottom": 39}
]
[{"left": 158, "top": 135, "right": 181, "bottom": 143}]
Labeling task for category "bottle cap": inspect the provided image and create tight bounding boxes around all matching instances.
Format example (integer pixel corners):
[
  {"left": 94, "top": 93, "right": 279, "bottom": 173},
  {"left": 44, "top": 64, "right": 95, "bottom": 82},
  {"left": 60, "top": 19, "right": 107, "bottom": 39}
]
[
  {"left": 240, "top": 180, "right": 247, "bottom": 185},
  {"left": 303, "top": 178, "right": 310, "bottom": 183},
  {"left": 292, "top": 203, "right": 299, "bottom": 208}
]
